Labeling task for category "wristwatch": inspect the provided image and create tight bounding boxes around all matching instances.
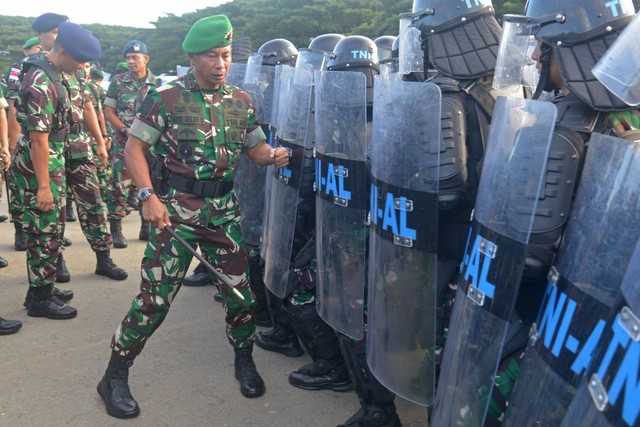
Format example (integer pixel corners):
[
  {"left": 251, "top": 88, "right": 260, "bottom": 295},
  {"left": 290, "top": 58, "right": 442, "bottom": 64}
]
[
  {"left": 137, "top": 187, "right": 154, "bottom": 202},
  {"left": 120, "top": 126, "right": 128, "bottom": 134}
]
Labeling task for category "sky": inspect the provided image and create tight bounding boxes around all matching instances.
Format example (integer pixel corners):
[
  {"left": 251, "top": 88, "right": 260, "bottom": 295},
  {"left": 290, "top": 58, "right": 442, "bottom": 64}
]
[{"left": 2, "top": 0, "right": 230, "bottom": 28}]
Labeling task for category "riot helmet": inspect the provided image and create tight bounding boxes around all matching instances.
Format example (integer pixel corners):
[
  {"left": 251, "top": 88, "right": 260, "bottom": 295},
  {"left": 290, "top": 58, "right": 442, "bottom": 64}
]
[
  {"left": 326, "top": 35, "right": 379, "bottom": 108},
  {"left": 257, "top": 38, "right": 299, "bottom": 67},
  {"left": 374, "top": 35, "right": 396, "bottom": 61},
  {"left": 379, "top": 36, "right": 400, "bottom": 77},
  {"left": 296, "top": 34, "right": 344, "bottom": 72},
  {"left": 309, "top": 33, "right": 345, "bottom": 53},
  {"left": 502, "top": 0, "right": 636, "bottom": 110},
  {"left": 411, "top": 0, "right": 502, "bottom": 79}
]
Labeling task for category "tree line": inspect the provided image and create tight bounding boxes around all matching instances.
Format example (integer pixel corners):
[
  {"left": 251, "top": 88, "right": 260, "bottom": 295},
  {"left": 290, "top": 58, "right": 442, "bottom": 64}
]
[{"left": 1, "top": 0, "right": 637, "bottom": 77}]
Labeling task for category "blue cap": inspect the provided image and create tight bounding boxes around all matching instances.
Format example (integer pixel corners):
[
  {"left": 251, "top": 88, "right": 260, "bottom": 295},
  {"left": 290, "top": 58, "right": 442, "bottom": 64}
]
[
  {"left": 122, "top": 40, "right": 147, "bottom": 57},
  {"left": 56, "top": 22, "right": 102, "bottom": 62},
  {"left": 32, "top": 13, "right": 69, "bottom": 32}
]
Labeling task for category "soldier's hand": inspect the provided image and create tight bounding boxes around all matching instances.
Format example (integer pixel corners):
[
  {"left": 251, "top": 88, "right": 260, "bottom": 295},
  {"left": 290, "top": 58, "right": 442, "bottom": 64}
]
[
  {"left": 36, "top": 187, "right": 54, "bottom": 212},
  {"left": 104, "top": 136, "right": 112, "bottom": 151},
  {"left": 96, "top": 145, "right": 109, "bottom": 165},
  {"left": 272, "top": 146, "right": 290, "bottom": 168},
  {"left": 141, "top": 195, "right": 170, "bottom": 230},
  {"left": 0, "top": 150, "right": 10, "bottom": 171}
]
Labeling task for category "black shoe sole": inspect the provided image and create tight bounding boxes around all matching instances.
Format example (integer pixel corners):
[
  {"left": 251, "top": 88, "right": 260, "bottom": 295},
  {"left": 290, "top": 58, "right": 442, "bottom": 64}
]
[
  {"left": 0, "top": 325, "right": 22, "bottom": 335},
  {"left": 95, "top": 270, "right": 128, "bottom": 281},
  {"left": 97, "top": 380, "right": 140, "bottom": 419},
  {"left": 235, "top": 373, "right": 266, "bottom": 398},
  {"left": 28, "top": 307, "right": 77, "bottom": 320},
  {"left": 113, "top": 242, "right": 128, "bottom": 249},
  {"left": 288, "top": 378, "right": 352, "bottom": 392}
]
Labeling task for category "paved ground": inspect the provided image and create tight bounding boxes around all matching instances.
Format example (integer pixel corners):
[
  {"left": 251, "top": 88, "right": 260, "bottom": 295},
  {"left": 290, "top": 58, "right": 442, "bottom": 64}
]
[{"left": 0, "top": 197, "right": 427, "bottom": 427}]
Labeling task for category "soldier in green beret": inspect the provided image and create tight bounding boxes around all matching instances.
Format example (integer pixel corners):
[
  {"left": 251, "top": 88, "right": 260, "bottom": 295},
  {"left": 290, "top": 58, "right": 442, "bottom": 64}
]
[{"left": 97, "top": 15, "right": 291, "bottom": 419}]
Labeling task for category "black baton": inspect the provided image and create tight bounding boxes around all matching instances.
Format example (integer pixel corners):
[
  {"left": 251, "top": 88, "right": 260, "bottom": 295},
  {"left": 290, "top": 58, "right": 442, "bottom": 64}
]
[{"left": 164, "top": 226, "right": 245, "bottom": 301}]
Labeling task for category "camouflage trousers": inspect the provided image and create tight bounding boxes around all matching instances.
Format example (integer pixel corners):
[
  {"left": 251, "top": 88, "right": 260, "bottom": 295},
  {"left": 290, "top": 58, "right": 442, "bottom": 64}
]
[
  {"left": 104, "top": 144, "right": 131, "bottom": 221},
  {"left": 12, "top": 143, "right": 66, "bottom": 288},
  {"left": 111, "top": 218, "right": 256, "bottom": 358},
  {"left": 66, "top": 158, "right": 112, "bottom": 251},
  {"left": 7, "top": 162, "right": 26, "bottom": 224},
  {"left": 92, "top": 144, "right": 111, "bottom": 204}
]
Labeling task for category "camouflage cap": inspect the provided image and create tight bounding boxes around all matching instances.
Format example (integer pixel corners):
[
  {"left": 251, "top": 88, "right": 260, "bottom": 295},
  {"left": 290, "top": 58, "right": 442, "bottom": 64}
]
[
  {"left": 32, "top": 12, "right": 69, "bottom": 32},
  {"left": 22, "top": 37, "right": 41, "bottom": 50},
  {"left": 182, "top": 15, "right": 233, "bottom": 54},
  {"left": 122, "top": 40, "right": 147, "bottom": 57},
  {"left": 56, "top": 22, "right": 102, "bottom": 62}
]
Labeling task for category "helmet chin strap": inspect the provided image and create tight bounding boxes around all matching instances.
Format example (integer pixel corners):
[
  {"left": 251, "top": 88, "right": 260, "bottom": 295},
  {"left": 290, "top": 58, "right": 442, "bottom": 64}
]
[{"left": 533, "top": 42, "right": 555, "bottom": 99}]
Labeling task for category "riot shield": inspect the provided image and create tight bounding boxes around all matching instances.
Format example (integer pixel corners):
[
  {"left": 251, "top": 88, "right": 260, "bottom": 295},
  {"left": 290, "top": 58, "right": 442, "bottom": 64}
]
[
  {"left": 259, "top": 65, "right": 289, "bottom": 260},
  {"left": 232, "top": 61, "right": 268, "bottom": 246},
  {"left": 295, "top": 48, "right": 328, "bottom": 72},
  {"left": 314, "top": 70, "right": 368, "bottom": 340},
  {"left": 366, "top": 77, "right": 441, "bottom": 406},
  {"left": 262, "top": 66, "right": 314, "bottom": 298},
  {"left": 559, "top": 237, "right": 640, "bottom": 427},
  {"left": 226, "top": 63, "right": 247, "bottom": 88},
  {"left": 431, "top": 97, "right": 557, "bottom": 426},
  {"left": 398, "top": 12, "right": 424, "bottom": 75},
  {"left": 593, "top": 13, "right": 640, "bottom": 106},
  {"left": 504, "top": 133, "right": 640, "bottom": 427}
]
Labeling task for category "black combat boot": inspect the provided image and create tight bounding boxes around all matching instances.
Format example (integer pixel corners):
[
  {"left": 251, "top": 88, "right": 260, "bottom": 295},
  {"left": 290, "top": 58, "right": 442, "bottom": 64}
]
[
  {"left": 95, "top": 250, "right": 128, "bottom": 280},
  {"left": 14, "top": 221, "right": 26, "bottom": 251},
  {"left": 97, "top": 352, "right": 140, "bottom": 418},
  {"left": 24, "top": 286, "right": 73, "bottom": 308},
  {"left": 337, "top": 334, "right": 402, "bottom": 427},
  {"left": 27, "top": 285, "right": 77, "bottom": 319},
  {"left": 183, "top": 262, "right": 213, "bottom": 286},
  {"left": 247, "top": 251, "right": 272, "bottom": 327},
  {"left": 283, "top": 301, "right": 352, "bottom": 391},
  {"left": 0, "top": 317, "right": 22, "bottom": 335},
  {"left": 138, "top": 219, "right": 150, "bottom": 241},
  {"left": 66, "top": 200, "right": 77, "bottom": 222},
  {"left": 109, "top": 218, "right": 128, "bottom": 248},
  {"left": 255, "top": 293, "right": 303, "bottom": 357},
  {"left": 234, "top": 345, "right": 265, "bottom": 398},
  {"left": 0, "top": 255, "right": 7, "bottom": 268},
  {"left": 55, "top": 253, "right": 71, "bottom": 283}
]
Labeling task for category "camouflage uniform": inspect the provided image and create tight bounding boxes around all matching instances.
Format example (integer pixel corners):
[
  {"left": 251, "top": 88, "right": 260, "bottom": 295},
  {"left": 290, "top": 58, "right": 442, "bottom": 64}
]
[
  {"left": 64, "top": 73, "right": 113, "bottom": 252},
  {"left": 11, "top": 55, "right": 70, "bottom": 289},
  {"left": 103, "top": 69, "right": 158, "bottom": 221},
  {"left": 3, "top": 60, "right": 28, "bottom": 226},
  {"left": 111, "top": 69, "right": 266, "bottom": 356},
  {"left": 85, "top": 77, "right": 111, "bottom": 208}
]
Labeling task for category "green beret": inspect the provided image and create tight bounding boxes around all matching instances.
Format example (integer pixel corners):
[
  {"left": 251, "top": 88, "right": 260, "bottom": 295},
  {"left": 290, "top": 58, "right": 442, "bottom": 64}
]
[
  {"left": 182, "top": 15, "right": 233, "bottom": 54},
  {"left": 23, "top": 37, "right": 40, "bottom": 50},
  {"left": 116, "top": 62, "right": 128, "bottom": 71}
]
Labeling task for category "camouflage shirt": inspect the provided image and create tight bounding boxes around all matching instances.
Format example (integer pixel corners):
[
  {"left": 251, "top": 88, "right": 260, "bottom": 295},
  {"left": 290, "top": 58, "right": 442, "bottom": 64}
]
[
  {"left": 104, "top": 69, "right": 159, "bottom": 140},
  {"left": 65, "top": 73, "right": 93, "bottom": 159},
  {"left": 129, "top": 68, "right": 266, "bottom": 227},
  {"left": 15, "top": 54, "right": 74, "bottom": 172}
]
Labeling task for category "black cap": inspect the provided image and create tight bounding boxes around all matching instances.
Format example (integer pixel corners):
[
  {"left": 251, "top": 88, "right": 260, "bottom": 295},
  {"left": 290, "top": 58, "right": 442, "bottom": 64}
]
[
  {"left": 57, "top": 22, "right": 102, "bottom": 62},
  {"left": 32, "top": 13, "right": 69, "bottom": 32}
]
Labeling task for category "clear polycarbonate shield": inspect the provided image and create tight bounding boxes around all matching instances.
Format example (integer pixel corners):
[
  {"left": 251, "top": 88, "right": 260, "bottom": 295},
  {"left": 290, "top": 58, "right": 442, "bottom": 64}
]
[
  {"left": 399, "top": 13, "right": 424, "bottom": 75},
  {"left": 366, "top": 77, "right": 441, "bottom": 406},
  {"left": 244, "top": 53, "right": 264, "bottom": 85},
  {"left": 504, "top": 133, "right": 640, "bottom": 427},
  {"left": 260, "top": 65, "right": 289, "bottom": 260},
  {"left": 314, "top": 69, "right": 368, "bottom": 340},
  {"left": 242, "top": 59, "right": 276, "bottom": 124},
  {"left": 262, "top": 66, "right": 314, "bottom": 298},
  {"left": 431, "top": 97, "right": 557, "bottom": 426},
  {"left": 226, "top": 63, "right": 247, "bottom": 88},
  {"left": 234, "top": 155, "right": 266, "bottom": 247},
  {"left": 493, "top": 15, "right": 540, "bottom": 96},
  {"left": 295, "top": 48, "right": 328, "bottom": 72},
  {"left": 558, "top": 235, "right": 640, "bottom": 427},
  {"left": 593, "top": 13, "right": 640, "bottom": 106}
]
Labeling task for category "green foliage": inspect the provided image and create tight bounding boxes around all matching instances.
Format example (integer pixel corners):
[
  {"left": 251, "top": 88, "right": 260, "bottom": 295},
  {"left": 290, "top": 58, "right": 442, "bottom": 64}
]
[{"left": 2, "top": 0, "right": 639, "bottom": 77}]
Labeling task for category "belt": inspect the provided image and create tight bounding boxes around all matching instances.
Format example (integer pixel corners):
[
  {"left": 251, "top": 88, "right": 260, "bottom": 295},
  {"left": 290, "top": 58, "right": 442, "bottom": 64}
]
[{"left": 168, "top": 173, "right": 233, "bottom": 198}]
